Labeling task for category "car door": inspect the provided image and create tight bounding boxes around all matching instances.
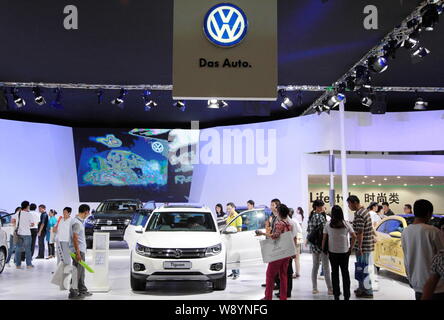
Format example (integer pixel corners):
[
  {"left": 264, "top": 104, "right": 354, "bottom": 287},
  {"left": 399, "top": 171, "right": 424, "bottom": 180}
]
[
  {"left": 375, "top": 218, "right": 405, "bottom": 275},
  {"left": 222, "top": 210, "right": 267, "bottom": 267},
  {"left": 124, "top": 212, "right": 150, "bottom": 249}
]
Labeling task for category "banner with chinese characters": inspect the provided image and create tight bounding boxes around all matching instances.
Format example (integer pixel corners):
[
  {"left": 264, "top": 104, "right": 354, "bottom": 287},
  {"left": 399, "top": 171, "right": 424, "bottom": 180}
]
[{"left": 308, "top": 186, "right": 444, "bottom": 214}]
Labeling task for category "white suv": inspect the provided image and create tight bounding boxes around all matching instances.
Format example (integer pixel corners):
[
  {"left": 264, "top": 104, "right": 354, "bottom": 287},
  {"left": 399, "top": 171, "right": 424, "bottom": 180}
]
[{"left": 130, "top": 205, "right": 227, "bottom": 291}]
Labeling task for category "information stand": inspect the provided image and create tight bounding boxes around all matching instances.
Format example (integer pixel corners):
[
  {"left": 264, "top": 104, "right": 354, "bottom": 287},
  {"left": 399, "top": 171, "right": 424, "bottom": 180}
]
[{"left": 89, "top": 232, "right": 110, "bottom": 292}]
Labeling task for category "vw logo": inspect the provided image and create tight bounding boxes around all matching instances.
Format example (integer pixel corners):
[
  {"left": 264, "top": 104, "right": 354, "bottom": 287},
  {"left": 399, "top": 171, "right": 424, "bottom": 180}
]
[
  {"left": 174, "top": 249, "right": 182, "bottom": 258},
  {"left": 107, "top": 220, "right": 112, "bottom": 226},
  {"left": 151, "top": 141, "right": 164, "bottom": 153},
  {"left": 204, "top": 3, "right": 248, "bottom": 47}
]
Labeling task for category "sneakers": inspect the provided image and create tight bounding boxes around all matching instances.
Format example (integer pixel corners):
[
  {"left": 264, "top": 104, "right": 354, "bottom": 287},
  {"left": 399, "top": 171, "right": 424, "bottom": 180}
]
[
  {"left": 275, "top": 292, "right": 291, "bottom": 298},
  {"left": 328, "top": 290, "right": 334, "bottom": 296},
  {"left": 312, "top": 289, "right": 319, "bottom": 294},
  {"left": 228, "top": 273, "right": 234, "bottom": 278},
  {"left": 232, "top": 275, "right": 239, "bottom": 280},
  {"left": 68, "top": 291, "right": 84, "bottom": 300},
  {"left": 26, "top": 265, "right": 34, "bottom": 269},
  {"left": 16, "top": 266, "right": 22, "bottom": 269}
]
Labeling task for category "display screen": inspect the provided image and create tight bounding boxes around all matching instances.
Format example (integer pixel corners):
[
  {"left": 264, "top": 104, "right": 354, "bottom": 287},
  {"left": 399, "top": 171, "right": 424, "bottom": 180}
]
[{"left": 73, "top": 128, "right": 198, "bottom": 202}]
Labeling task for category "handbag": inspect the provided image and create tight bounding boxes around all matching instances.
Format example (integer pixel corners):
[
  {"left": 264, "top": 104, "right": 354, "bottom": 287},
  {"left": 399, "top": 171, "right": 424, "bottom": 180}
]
[
  {"left": 260, "top": 223, "right": 296, "bottom": 263},
  {"left": 307, "top": 224, "right": 323, "bottom": 247},
  {"left": 13, "top": 211, "right": 23, "bottom": 246}
]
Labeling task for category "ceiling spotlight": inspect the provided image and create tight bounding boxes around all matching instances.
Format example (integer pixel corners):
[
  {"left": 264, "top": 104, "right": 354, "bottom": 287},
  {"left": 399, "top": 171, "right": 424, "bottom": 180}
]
[
  {"left": 368, "top": 56, "right": 388, "bottom": 73},
  {"left": 11, "top": 88, "right": 26, "bottom": 108},
  {"left": 174, "top": 100, "right": 186, "bottom": 112},
  {"left": 352, "top": 183, "right": 356, "bottom": 186},
  {"left": 50, "top": 88, "right": 64, "bottom": 109},
  {"left": 207, "top": 99, "right": 228, "bottom": 109},
  {"left": 361, "top": 95, "right": 374, "bottom": 108},
  {"left": 414, "top": 97, "right": 428, "bottom": 110},
  {"left": 430, "top": 176, "right": 435, "bottom": 179},
  {"left": 143, "top": 90, "right": 157, "bottom": 111},
  {"left": 364, "top": 176, "right": 368, "bottom": 178},
  {"left": 404, "top": 184, "right": 408, "bottom": 186},
  {"left": 279, "top": 90, "right": 294, "bottom": 110},
  {"left": 412, "top": 46, "right": 431, "bottom": 58},
  {"left": 111, "top": 89, "right": 128, "bottom": 107},
  {"left": 430, "top": 184, "right": 434, "bottom": 187},
  {"left": 96, "top": 90, "right": 103, "bottom": 104},
  {"left": 384, "top": 178, "right": 388, "bottom": 181},
  {"left": 314, "top": 104, "right": 330, "bottom": 115},
  {"left": 361, "top": 182, "right": 365, "bottom": 184},
  {"left": 32, "top": 87, "right": 46, "bottom": 106},
  {"left": 327, "top": 93, "right": 346, "bottom": 109},
  {"left": 397, "top": 176, "right": 401, "bottom": 179},
  {"left": 421, "top": 4, "right": 440, "bottom": 31},
  {"left": 372, "top": 180, "right": 376, "bottom": 183},
  {"left": 402, "top": 37, "right": 420, "bottom": 50},
  {"left": 378, "top": 184, "right": 382, "bottom": 186}
]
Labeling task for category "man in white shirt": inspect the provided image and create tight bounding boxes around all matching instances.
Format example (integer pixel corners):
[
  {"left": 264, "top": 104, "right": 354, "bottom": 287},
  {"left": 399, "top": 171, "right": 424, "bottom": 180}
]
[
  {"left": 29, "top": 203, "right": 40, "bottom": 258},
  {"left": 401, "top": 199, "right": 444, "bottom": 300},
  {"left": 11, "top": 201, "right": 35, "bottom": 269},
  {"left": 53, "top": 207, "right": 73, "bottom": 266}
]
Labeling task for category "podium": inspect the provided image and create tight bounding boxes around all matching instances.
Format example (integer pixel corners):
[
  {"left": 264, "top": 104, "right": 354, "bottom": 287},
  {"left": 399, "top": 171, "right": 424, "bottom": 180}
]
[{"left": 89, "top": 232, "right": 110, "bottom": 292}]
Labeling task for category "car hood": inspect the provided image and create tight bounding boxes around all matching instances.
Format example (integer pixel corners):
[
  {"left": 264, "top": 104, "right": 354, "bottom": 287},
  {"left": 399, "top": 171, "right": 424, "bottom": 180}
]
[
  {"left": 92, "top": 212, "right": 134, "bottom": 219},
  {"left": 139, "top": 231, "right": 222, "bottom": 249}
]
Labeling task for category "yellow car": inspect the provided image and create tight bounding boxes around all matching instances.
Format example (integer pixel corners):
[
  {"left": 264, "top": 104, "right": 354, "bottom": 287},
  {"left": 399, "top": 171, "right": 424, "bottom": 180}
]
[{"left": 374, "top": 214, "right": 443, "bottom": 277}]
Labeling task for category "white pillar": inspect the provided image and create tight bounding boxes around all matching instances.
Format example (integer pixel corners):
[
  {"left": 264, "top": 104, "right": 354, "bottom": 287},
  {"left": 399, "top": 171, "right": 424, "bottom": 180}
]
[
  {"left": 329, "top": 150, "right": 335, "bottom": 207},
  {"left": 339, "top": 101, "right": 350, "bottom": 220}
]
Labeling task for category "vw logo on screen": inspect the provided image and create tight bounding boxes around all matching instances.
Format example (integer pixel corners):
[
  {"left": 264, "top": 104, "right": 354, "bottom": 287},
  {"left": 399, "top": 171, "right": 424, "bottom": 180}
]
[{"left": 204, "top": 3, "right": 248, "bottom": 47}]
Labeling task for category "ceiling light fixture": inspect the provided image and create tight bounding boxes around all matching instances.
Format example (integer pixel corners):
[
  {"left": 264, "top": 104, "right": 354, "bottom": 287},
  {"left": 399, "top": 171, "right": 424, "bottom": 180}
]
[
  {"left": 174, "top": 100, "right": 186, "bottom": 112},
  {"left": 32, "top": 87, "right": 46, "bottom": 106},
  {"left": 207, "top": 99, "right": 228, "bottom": 109},
  {"left": 11, "top": 88, "right": 26, "bottom": 108},
  {"left": 279, "top": 90, "right": 294, "bottom": 110},
  {"left": 412, "top": 46, "right": 431, "bottom": 58},
  {"left": 414, "top": 97, "right": 428, "bottom": 110},
  {"left": 368, "top": 56, "right": 389, "bottom": 73},
  {"left": 111, "top": 88, "right": 127, "bottom": 107},
  {"left": 143, "top": 90, "right": 157, "bottom": 111}
]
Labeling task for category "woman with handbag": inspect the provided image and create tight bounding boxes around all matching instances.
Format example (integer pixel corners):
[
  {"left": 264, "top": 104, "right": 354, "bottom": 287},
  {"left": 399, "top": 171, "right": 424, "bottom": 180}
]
[
  {"left": 257, "top": 204, "right": 293, "bottom": 300},
  {"left": 322, "top": 205, "right": 357, "bottom": 300},
  {"left": 307, "top": 200, "right": 333, "bottom": 295}
]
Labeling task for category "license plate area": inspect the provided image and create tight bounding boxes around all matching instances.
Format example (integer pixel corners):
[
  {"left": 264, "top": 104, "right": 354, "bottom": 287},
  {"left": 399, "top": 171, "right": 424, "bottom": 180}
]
[
  {"left": 163, "top": 261, "right": 192, "bottom": 270},
  {"left": 101, "top": 226, "right": 117, "bottom": 231}
]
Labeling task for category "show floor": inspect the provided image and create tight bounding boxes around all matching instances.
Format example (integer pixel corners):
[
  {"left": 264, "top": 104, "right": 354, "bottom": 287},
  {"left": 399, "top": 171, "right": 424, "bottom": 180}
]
[{"left": 0, "top": 243, "right": 414, "bottom": 300}]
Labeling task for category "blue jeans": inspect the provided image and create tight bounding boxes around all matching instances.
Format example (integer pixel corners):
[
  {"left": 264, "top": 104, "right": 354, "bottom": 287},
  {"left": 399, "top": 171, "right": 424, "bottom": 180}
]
[
  {"left": 15, "top": 235, "right": 33, "bottom": 267},
  {"left": 356, "top": 252, "right": 373, "bottom": 295},
  {"left": 6, "top": 235, "right": 16, "bottom": 263}
]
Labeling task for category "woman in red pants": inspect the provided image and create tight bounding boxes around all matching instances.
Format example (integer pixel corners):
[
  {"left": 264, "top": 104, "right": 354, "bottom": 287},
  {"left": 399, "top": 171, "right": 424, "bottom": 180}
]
[{"left": 257, "top": 204, "right": 293, "bottom": 300}]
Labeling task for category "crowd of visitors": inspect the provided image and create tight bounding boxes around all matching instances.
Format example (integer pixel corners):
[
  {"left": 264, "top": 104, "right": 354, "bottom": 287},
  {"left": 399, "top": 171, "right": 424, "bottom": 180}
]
[
  {"left": 5, "top": 201, "right": 93, "bottom": 299},
  {"left": 3, "top": 196, "right": 443, "bottom": 301}
]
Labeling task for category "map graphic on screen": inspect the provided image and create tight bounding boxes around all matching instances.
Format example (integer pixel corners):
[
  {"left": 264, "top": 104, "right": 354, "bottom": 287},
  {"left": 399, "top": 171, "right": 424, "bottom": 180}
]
[{"left": 73, "top": 128, "right": 198, "bottom": 202}]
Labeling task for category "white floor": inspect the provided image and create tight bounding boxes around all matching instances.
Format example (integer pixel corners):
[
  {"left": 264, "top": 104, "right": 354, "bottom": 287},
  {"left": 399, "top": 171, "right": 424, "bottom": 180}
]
[{"left": 0, "top": 243, "right": 415, "bottom": 300}]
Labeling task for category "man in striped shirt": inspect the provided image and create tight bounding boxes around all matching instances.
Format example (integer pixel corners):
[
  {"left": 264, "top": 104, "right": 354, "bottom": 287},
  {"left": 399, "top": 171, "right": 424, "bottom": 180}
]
[{"left": 347, "top": 195, "right": 375, "bottom": 299}]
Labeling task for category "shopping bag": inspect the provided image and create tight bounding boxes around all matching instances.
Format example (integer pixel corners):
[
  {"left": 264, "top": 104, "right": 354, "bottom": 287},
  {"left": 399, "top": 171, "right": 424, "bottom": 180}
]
[{"left": 260, "top": 231, "right": 296, "bottom": 263}]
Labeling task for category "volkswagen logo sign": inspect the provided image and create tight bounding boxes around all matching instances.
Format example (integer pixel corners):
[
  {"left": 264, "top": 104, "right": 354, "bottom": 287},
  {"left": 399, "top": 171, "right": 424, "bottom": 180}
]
[
  {"left": 174, "top": 249, "right": 183, "bottom": 258},
  {"left": 107, "top": 220, "right": 112, "bottom": 226},
  {"left": 204, "top": 3, "right": 248, "bottom": 47}
]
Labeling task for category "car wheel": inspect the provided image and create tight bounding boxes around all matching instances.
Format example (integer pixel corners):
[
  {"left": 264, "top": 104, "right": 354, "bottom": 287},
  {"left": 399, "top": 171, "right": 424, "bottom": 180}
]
[
  {"left": 0, "top": 248, "right": 6, "bottom": 274},
  {"left": 86, "top": 240, "right": 93, "bottom": 250},
  {"left": 131, "top": 273, "right": 146, "bottom": 291},
  {"left": 212, "top": 270, "right": 227, "bottom": 291}
]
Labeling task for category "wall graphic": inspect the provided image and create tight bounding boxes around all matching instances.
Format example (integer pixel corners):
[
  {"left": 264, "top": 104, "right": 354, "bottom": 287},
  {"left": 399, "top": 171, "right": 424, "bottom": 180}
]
[{"left": 73, "top": 128, "right": 198, "bottom": 202}]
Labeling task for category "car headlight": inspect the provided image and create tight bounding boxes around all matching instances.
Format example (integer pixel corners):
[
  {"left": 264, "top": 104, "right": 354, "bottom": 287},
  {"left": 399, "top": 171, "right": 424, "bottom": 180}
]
[
  {"left": 125, "top": 219, "right": 131, "bottom": 225},
  {"left": 205, "top": 243, "right": 222, "bottom": 257},
  {"left": 136, "top": 243, "right": 152, "bottom": 257}
]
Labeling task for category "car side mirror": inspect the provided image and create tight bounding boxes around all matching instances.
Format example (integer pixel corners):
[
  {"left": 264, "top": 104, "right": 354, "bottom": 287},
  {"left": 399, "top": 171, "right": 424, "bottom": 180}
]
[
  {"left": 389, "top": 231, "right": 402, "bottom": 238},
  {"left": 135, "top": 226, "right": 144, "bottom": 234},
  {"left": 223, "top": 226, "right": 238, "bottom": 234}
]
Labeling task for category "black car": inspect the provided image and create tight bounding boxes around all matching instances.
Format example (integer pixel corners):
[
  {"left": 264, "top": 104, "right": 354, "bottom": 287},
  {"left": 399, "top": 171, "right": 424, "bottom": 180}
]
[{"left": 85, "top": 199, "right": 143, "bottom": 248}]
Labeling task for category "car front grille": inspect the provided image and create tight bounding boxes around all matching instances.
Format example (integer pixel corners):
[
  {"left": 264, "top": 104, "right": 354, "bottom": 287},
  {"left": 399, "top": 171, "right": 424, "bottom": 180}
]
[{"left": 149, "top": 248, "right": 207, "bottom": 259}]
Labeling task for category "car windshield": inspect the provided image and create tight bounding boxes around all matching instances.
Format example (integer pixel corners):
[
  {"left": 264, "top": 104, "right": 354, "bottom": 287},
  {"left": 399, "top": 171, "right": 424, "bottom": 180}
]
[
  {"left": 96, "top": 201, "right": 140, "bottom": 213},
  {"left": 146, "top": 212, "right": 216, "bottom": 232}
]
